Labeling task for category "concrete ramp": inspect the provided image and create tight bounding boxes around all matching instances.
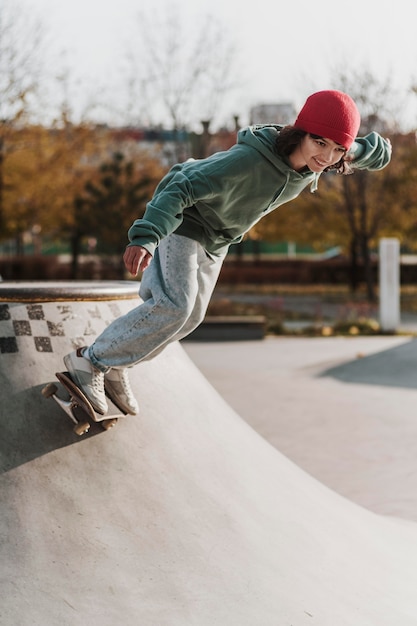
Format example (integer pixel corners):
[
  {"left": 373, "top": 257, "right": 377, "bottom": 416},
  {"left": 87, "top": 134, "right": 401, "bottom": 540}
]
[{"left": 1, "top": 282, "right": 417, "bottom": 625}]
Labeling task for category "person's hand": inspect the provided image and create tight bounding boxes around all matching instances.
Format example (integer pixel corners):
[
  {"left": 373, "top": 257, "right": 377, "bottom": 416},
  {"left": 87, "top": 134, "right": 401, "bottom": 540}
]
[{"left": 123, "top": 245, "right": 152, "bottom": 276}]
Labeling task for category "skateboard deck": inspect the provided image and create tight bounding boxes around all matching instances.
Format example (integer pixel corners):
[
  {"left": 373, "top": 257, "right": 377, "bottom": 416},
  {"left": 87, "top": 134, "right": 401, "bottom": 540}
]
[{"left": 42, "top": 371, "right": 126, "bottom": 436}]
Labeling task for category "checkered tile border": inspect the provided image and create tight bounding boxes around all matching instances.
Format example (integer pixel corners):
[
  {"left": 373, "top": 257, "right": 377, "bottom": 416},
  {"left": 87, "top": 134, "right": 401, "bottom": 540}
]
[{"left": 0, "top": 302, "right": 122, "bottom": 353}]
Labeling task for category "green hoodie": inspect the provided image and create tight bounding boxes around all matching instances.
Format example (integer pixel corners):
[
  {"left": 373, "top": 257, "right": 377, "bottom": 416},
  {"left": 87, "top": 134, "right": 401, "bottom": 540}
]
[{"left": 128, "top": 125, "right": 391, "bottom": 257}]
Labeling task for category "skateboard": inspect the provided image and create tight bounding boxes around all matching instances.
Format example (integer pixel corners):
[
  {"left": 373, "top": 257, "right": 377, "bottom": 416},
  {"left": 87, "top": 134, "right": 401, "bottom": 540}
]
[{"left": 42, "top": 371, "right": 126, "bottom": 436}]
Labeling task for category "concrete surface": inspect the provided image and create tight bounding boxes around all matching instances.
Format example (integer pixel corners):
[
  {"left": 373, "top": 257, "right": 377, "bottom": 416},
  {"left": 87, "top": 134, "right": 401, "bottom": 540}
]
[
  {"left": 184, "top": 335, "right": 417, "bottom": 522},
  {"left": 2, "top": 283, "right": 417, "bottom": 625}
]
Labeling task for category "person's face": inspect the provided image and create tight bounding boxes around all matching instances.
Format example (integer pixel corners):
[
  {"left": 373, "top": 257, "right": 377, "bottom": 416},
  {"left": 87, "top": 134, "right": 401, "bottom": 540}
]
[{"left": 290, "top": 134, "right": 346, "bottom": 172}]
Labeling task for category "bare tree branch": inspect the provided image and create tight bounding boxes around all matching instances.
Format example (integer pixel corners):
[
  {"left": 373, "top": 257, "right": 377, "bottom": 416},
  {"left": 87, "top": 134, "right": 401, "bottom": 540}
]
[
  {"left": 124, "top": 4, "right": 239, "bottom": 130},
  {"left": 0, "top": 0, "right": 46, "bottom": 122}
]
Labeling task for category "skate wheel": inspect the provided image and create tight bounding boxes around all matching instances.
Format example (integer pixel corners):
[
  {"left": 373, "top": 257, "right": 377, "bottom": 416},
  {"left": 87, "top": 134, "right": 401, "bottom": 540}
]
[
  {"left": 101, "top": 418, "right": 118, "bottom": 431},
  {"left": 42, "top": 383, "right": 58, "bottom": 398},
  {"left": 74, "top": 422, "right": 90, "bottom": 436}
]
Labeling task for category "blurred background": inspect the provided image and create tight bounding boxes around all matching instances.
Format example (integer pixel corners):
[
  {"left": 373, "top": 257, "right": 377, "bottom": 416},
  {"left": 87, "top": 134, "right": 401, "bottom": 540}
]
[{"left": 2, "top": 0, "right": 417, "bottom": 335}]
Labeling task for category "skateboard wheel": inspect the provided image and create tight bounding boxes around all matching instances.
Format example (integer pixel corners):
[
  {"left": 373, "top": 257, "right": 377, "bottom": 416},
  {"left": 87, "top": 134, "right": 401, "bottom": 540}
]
[
  {"left": 101, "top": 418, "right": 118, "bottom": 430},
  {"left": 74, "top": 422, "right": 90, "bottom": 436},
  {"left": 42, "top": 383, "right": 58, "bottom": 398}
]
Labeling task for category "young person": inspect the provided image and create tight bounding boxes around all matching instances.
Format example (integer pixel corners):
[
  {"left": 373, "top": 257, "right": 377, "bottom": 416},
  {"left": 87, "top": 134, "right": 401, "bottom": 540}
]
[{"left": 64, "top": 90, "right": 392, "bottom": 415}]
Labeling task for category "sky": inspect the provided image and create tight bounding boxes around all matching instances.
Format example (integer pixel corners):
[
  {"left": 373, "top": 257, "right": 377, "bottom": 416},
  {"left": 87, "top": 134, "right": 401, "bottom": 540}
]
[{"left": 17, "top": 0, "right": 417, "bottom": 130}]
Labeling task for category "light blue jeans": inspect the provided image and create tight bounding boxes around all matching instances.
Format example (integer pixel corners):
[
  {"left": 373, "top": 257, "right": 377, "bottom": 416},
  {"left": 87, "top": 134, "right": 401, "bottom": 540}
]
[{"left": 88, "top": 234, "right": 225, "bottom": 372}]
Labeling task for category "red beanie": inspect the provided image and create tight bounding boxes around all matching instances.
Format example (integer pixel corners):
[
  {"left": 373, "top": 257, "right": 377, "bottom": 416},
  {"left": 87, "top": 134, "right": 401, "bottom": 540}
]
[{"left": 294, "top": 90, "right": 360, "bottom": 150}]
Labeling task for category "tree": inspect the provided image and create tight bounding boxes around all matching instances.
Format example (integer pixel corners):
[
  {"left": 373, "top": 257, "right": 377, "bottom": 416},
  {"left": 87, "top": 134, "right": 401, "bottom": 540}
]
[
  {"left": 0, "top": 0, "right": 47, "bottom": 232},
  {"left": 123, "top": 5, "right": 239, "bottom": 156},
  {"left": 382, "top": 133, "right": 417, "bottom": 251},
  {"left": 3, "top": 122, "right": 106, "bottom": 254},
  {"left": 332, "top": 70, "right": 397, "bottom": 300},
  {"left": 71, "top": 151, "right": 165, "bottom": 278}
]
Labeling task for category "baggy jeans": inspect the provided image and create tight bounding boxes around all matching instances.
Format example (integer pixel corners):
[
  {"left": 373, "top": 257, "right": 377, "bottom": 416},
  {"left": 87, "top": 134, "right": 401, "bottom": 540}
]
[{"left": 88, "top": 234, "right": 226, "bottom": 373}]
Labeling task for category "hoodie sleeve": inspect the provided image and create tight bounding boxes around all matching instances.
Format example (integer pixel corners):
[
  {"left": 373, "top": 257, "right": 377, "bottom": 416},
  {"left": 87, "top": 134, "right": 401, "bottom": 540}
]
[
  {"left": 348, "top": 132, "right": 392, "bottom": 171},
  {"left": 127, "top": 169, "right": 195, "bottom": 256},
  {"left": 127, "top": 161, "right": 213, "bottom": 257}
]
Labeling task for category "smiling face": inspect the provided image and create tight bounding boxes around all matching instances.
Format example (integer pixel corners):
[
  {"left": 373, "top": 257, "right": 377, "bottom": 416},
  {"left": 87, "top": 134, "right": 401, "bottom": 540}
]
[{"left": 289, "top": 134, "right": 347, "bottom": 173}]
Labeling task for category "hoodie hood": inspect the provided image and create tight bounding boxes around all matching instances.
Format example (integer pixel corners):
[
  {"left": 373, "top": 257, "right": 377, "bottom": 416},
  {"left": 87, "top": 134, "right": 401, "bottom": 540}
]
[{"left": 237, "top": 124, "right": 320, "bottom": 191}]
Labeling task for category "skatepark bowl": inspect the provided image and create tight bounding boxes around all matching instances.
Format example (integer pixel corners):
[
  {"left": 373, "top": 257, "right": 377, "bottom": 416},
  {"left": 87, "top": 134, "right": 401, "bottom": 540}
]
[{"left": 1, "top": 281, "right": 417, "bottom": 625}]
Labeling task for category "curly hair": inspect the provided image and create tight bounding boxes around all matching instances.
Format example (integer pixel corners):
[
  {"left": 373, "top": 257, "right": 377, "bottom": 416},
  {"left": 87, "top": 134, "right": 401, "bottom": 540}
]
[{"left": 275, "top": 126, "right": 354, "bottom": 175}]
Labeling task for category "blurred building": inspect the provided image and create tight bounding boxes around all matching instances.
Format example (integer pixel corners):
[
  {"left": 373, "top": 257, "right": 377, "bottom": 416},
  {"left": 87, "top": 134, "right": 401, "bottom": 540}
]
[{"left": 249, "top": 102, "right": 297, "bottom": 125}]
